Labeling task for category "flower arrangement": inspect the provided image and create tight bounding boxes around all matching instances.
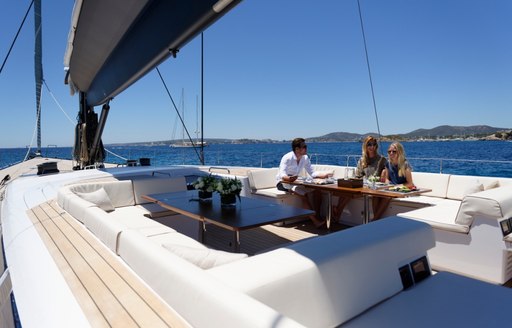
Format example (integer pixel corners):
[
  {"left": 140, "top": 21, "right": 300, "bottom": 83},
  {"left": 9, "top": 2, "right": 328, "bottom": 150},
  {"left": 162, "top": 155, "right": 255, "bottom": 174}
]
[
  {"left": 191, "top": 175, "right": 218, "bottom": 192},
  {"left": 367, "top": 175, "right": 380, "bottom": 183},
  {"left": 215, "top": 177, "right": 243, "bottom": 202}
]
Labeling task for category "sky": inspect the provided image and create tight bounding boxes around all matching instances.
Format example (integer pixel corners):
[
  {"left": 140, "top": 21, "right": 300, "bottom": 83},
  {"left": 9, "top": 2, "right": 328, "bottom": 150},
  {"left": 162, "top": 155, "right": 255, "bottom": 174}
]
[{"left": 0, "top": 0, "right": 511, "bottom": 148}]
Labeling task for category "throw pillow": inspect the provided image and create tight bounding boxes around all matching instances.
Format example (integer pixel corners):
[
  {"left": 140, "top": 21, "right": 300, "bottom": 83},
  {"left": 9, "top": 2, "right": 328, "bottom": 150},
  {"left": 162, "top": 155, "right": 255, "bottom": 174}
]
[
  {"left": 163, "top": 243, "right": 248, "bottom": 269},
  {"left": 75, "top": 187, "right": 115, "bottom": 212},
  {"left": 483, "top": 180, "right": 500, "bottom": 190},
  {"left": 462, "top": 182, "right": 484, "bottom": 197}
]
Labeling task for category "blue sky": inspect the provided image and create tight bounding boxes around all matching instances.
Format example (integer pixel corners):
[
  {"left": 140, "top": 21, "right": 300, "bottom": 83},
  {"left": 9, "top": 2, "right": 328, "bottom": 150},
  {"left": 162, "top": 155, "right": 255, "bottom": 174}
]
[{"left": 1, "top": 0, "right": 511, "bottom": 148}]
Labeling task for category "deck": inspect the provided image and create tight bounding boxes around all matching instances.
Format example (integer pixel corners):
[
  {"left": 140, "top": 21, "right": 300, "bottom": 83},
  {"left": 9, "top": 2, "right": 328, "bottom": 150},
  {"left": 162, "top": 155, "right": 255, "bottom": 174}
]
[{"left": 27, "top": 200, "right": 190, "bottom": 328}]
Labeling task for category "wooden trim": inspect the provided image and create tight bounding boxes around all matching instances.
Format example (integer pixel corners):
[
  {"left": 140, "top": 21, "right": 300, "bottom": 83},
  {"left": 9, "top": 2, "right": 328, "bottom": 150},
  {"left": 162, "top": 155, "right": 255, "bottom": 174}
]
[{"left": 28, "top": 200, "right": 190, "bottom": 328}]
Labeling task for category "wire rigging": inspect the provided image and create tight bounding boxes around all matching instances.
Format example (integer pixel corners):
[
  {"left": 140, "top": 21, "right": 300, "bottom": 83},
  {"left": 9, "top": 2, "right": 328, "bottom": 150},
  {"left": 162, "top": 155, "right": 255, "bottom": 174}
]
[
  {"left": 0, "top": 0, "right": 35, "bottom": 75},
  {"left": 155, "top": 67, "right": 202, "bottom": 163},
  {"left": 356, "top": 0, "right": 382, "bottom": 141}
]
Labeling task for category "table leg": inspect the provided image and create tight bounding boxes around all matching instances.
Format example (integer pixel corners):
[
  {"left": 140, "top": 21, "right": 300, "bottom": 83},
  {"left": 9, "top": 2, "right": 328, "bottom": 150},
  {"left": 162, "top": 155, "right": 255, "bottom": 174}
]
[
  {"left": 198, "top": 217, "right": 206, "bottom": 243},
  {"left": 326, "top": 191, "right": 332, "bottom": 230},
  {"left": 363, "top": 195, "right": 370, "bottom": 224},
  {"left": 234, "top": 231, "right": 241, "bottom": 252}
]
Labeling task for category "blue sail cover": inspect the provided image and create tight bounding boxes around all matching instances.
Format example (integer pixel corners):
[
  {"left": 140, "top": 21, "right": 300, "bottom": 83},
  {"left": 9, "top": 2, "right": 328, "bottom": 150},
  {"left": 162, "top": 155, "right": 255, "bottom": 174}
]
[{"left": 64, "top": 0, "right": 241, "bottom": 107}]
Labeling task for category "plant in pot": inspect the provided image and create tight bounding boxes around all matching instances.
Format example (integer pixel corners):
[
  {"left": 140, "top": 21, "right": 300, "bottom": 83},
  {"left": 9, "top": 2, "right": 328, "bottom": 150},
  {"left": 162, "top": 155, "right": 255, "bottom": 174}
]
[
  {"left": 191, "top": 175, "right": 218, "bottom": 202},
  {"left": 215, "top": 177, "right": 243, "bottom": 207}
]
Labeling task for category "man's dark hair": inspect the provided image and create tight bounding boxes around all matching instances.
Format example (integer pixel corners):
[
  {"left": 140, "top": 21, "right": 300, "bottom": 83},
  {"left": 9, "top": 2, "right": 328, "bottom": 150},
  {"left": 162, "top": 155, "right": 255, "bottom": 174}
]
[{"left": 292, "top": 138, "right": 305, "bottom": 151}]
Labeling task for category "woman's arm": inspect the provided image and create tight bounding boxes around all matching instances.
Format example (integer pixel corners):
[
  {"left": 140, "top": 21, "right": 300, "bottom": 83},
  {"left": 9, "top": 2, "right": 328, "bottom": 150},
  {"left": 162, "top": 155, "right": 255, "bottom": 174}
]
[
  {"left": 381, "top": 168, "right": 389, "bottom": 183},
  {"left": 404, "top": 168, "right": 414, "bottom": 188}
]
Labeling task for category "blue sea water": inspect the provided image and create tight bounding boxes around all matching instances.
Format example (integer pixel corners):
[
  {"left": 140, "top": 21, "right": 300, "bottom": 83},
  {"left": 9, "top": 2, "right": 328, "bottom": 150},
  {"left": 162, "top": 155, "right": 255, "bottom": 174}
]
[{"left": 1, "top": 141, "right": 512, "bottom": 178}]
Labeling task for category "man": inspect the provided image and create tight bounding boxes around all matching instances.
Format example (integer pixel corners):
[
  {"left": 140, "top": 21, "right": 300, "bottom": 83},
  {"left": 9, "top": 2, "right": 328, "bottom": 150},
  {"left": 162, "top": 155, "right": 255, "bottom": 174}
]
[{"left": 276, "top": 138, "right": 332, "bottom": 228}]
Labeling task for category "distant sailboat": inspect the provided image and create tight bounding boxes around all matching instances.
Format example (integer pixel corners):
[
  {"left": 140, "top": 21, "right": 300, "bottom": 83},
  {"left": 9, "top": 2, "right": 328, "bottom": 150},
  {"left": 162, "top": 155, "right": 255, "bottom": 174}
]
[{"left": 170, "top": 91, "right": 207, "bottom": 148}]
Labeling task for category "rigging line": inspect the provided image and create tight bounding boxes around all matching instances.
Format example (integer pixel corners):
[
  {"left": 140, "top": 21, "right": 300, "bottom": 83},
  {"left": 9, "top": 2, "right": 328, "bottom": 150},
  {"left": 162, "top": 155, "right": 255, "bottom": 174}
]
[
  {"left": 0, "top": 0, "right": 35, "bottom": 75},
  {"left": 23, "top": 84, "right": 44, "bottom": 162},
  {"left": 155, "top": 66, "right": 202, "bottom": 162},
  {"left": 43, "top": 80, "right": 75, "bottom": 125},
  {"left": 356, "top": 0, "right": 382, "bottom": 140},
  {"left": 104, "top": 148, "right": 127, "bottom": 161}
]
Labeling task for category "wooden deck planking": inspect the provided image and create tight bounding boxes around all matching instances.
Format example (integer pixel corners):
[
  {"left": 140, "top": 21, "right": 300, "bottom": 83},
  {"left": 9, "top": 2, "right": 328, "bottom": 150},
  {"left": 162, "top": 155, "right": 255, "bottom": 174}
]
[
  {"left": 202, "top": 222, "right": 320, "bottom": 255},
  {"left": 28, "top": 201, "right": 189, "bottom": 328}
]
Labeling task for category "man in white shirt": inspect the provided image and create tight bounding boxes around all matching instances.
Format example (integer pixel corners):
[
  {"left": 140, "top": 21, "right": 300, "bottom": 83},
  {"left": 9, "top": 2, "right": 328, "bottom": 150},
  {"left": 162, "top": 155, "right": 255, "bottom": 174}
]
[{"left": 276, "top": 138, "right": 331, "bottom": 228}]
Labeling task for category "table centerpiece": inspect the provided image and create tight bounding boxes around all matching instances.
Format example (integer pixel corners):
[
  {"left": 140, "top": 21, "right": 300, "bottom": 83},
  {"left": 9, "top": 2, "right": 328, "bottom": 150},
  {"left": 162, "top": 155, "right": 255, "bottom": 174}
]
[
  {"left": 216, "top": 177, "right": 242, "bottom": 208},
  {"left": 191, "top": 175, "right": 218, "bottom": 202}
]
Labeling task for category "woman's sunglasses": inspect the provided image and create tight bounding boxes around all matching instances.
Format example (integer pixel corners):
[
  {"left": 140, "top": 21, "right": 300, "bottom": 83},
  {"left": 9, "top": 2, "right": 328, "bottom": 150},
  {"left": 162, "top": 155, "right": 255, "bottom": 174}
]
[{"left": 387, "top": 150, "right": 397, "bottom": 154}]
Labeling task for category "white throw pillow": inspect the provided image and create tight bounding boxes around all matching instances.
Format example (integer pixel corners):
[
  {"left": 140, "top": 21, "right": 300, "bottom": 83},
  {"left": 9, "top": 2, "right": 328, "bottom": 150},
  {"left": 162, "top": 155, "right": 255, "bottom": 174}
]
[
  {"left": 483, "top": 180, "right": 500, "bottom": 190},
  {"left": 163, "top": 243, "right": 247, "bottom": 269},
  {"left": 462, "top": 183, "right": 484, "bottom": 197},
  {"left": 75, "top": 187, "right": 115, "bottom": 212}
]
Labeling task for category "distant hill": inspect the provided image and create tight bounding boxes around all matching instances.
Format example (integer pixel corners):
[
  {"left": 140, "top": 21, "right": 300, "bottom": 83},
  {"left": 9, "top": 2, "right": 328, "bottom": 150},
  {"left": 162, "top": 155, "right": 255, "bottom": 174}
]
[
  {"left": 401, "top": 125, "right": 507, "bottom": 139},
  {"left": 309, "top": 125, "right": 510, "bottom": 142},
  {"left": 108, "top": 125, "right": 512, "bottom": 146}
]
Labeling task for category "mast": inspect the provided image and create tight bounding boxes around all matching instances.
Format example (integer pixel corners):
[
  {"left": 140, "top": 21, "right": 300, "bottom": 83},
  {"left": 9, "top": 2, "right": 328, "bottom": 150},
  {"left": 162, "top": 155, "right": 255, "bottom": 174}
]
[{"left": 34, "top": 0, "right": 43, "bottom": 155}]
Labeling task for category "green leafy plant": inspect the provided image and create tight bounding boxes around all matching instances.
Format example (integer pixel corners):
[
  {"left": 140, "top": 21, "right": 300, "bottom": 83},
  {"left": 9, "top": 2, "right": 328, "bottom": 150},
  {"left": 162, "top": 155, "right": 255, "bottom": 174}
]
[{"left": 191, "top": 175, "right": 218, "bottom": 192}]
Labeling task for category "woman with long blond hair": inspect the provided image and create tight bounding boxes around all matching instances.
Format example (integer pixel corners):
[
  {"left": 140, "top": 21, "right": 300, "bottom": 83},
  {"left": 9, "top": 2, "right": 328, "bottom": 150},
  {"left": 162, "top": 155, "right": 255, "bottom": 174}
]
[
  {"left": 373, "top": 142, "right": 415, "bottom": 220},
  {"left": 382, "top": 142, "right": 414, "bottom": 188}
]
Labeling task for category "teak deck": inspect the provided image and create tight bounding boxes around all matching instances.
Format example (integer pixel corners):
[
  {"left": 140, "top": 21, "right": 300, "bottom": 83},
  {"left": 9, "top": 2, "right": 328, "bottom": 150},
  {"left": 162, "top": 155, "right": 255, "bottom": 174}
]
[{"left": 27, "top": 200, "right": 189, "bottom": 328}]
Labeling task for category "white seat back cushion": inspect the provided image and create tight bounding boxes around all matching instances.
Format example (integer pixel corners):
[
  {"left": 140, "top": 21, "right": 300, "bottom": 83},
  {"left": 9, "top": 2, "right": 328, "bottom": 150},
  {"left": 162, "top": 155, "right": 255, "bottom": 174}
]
[
  {"left": 411, "top": 172, "right": 450, "bottom": 198},
  {"left": 446, "top": 175, "right": 484, "bottom": 201},
  {"left": 132, "top": 176, "right": 187, "bottom": 204},
  {"left": 248, "top": 168, "right": 279, "bottom": 190}
]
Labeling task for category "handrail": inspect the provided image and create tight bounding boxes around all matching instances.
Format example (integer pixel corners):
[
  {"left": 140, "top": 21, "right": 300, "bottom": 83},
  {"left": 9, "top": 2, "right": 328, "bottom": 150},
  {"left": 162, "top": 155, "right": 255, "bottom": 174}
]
[
  {"left": 209, "top": 166, "right": 230, "bottom": 174},
  {"left": 152, "top": 171, "right": 172, "bottom": 177}
]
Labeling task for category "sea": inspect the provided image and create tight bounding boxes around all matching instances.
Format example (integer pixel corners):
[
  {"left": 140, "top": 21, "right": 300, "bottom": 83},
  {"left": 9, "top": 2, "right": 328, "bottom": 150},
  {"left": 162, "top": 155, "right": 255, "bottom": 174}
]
[{"left": 1, "top": 141, "right": 512, "bottom": 178}]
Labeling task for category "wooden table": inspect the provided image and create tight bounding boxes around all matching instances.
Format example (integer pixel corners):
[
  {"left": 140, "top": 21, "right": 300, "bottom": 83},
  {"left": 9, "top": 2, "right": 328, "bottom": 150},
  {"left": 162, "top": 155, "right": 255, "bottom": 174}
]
[
  {"left": 142, "top": 190, "right": 315, "bottom": 252},
  {"left": 287, "top": 179, "right": 431, "bottom": 227}
]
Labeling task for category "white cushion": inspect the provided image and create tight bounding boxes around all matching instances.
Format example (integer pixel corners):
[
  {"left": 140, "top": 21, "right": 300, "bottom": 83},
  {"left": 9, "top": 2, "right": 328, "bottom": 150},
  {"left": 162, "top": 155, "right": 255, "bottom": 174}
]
[
  {"left": 455, "top": 186, "right": 512, "bottom": 226},
  {"left": 411, "top": 172, "right": 450, "bottom": 198},
  {"left": 483, "top": 180, "right": 500, "bottom": 190},
  {"left": 209, "top": 218, "right": 434, "bottom": 327},
  {"left": 75, "top": 187, "right": 115, "bottom": 212},
  {"left": 248, "top": 168, "right": 278, "bottom": 190},
  {"left": 254, "top": 188, "right": 290, "bottom": 198},
  {"left": 398, "top": 203, "right": 469, "bottom": 233},
  {"left": 131, "top": 176, "right": 187, "bottom": 205},
  {"left": 163, "top": 244, "right": 247, "bottom": 269},
  {"left": 446, "top": 175, "right": 484, "bottom": 200},
  {"left": 462, "top": 183, "right": 484, "bottom": 197},
  {"left": 69, "top": 180, "right": 134, "bottom": 207}
]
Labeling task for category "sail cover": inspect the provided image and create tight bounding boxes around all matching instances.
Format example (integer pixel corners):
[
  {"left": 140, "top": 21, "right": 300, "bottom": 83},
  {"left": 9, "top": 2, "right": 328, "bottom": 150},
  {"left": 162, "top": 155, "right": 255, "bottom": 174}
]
[{"left": 64, "top": 0, "right": 241, "bottom": 107}]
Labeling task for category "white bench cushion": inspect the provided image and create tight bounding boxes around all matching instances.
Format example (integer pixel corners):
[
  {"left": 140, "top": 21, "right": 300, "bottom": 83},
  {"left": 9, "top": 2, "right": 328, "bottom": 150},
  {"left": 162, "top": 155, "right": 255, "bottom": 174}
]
[
  {"left": 163, "top": 244, "right": 248, "bottom": 269},
  {"left": 398, "top": 202, "right": 469, "bottom": 233},
  {"left": 253, "top": 187, "right": 290, "bottom": 198}
]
